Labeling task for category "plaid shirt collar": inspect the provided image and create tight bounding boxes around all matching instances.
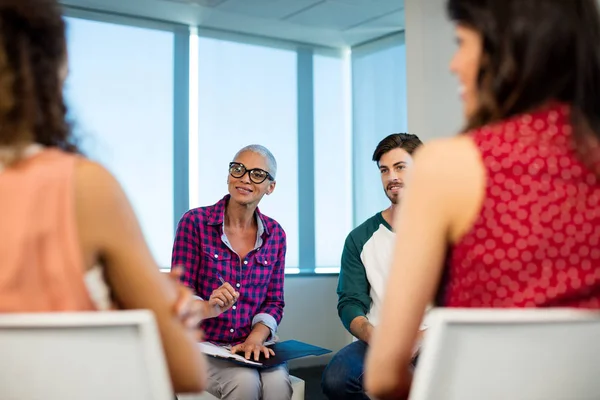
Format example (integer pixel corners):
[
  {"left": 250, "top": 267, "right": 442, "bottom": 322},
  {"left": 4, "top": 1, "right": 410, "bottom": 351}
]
[{"left": 205, "top": 194, "right": 271, "bottom": 236}]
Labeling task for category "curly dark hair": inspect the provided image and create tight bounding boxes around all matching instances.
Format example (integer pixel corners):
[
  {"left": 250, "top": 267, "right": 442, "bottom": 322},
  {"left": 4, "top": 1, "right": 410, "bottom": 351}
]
[{"left": 0, "top": 0, "right": 77, "bottom": 164}]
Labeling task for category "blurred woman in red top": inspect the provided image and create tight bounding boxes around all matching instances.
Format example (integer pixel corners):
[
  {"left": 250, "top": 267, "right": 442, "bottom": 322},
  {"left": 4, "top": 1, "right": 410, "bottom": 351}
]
[{"left": 365, "top": 0, "right": 600, "bottom": 398}]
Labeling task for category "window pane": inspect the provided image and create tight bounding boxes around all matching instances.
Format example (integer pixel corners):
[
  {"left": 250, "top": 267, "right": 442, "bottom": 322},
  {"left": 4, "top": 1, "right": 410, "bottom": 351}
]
[
  {"left": 195, "top": 37, "right": 299, "bottom": 268},
  {"left": 64, "top": 17, "right": 174, "bottom": 268},
  {"left": 314, "top": 53, "right": 352, "bottom": 268},
  {"left": 352, "top": 35, "right": 407, "bottom": 225}
]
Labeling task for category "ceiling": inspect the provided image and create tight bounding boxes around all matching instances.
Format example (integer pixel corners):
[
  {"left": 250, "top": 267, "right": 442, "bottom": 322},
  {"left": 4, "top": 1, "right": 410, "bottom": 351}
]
[{"left": 59, "top": 0, "right": 405, "bottom": 48}]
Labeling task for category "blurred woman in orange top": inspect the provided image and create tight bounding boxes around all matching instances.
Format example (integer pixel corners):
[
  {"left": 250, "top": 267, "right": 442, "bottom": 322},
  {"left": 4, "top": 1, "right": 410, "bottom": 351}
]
[{"left": 0, "top": 0, "right": 206, "bottom": 393}]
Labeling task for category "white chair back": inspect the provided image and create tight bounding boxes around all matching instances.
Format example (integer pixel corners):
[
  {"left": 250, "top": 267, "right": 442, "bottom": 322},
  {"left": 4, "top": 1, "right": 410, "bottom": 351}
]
[
  {"left": 0, "top": 310, "right": 173, "bottom": 400},
  {"left": 410, "top": 308, "right": 600, "bottom": 400}
]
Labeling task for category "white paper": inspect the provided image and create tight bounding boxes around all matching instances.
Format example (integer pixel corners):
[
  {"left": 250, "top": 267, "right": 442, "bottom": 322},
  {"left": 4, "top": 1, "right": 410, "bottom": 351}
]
[
  {"left": 198, "top": 342, "right": 262, "bottom": 366},
  {"left": 219, "top": 339, "right": 276, "bottom": 351}
]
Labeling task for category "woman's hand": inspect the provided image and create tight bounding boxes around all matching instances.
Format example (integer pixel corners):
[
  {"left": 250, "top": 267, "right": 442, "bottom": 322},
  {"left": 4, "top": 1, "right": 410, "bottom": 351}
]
[
  {"left": 230, "top": 338, "right": 275, "bottom": 362},
  {"left": 207, "top": 282, "right": 239, "bottom": 313}
]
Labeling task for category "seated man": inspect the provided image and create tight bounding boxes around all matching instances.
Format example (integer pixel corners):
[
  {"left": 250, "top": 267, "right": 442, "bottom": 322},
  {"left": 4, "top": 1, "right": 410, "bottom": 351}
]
[
  {"left": 172, "top": 145, "right": 292, "bottom": 400},
  {"left": 322, "top": 133, "right": 425, "bottom": 400}
]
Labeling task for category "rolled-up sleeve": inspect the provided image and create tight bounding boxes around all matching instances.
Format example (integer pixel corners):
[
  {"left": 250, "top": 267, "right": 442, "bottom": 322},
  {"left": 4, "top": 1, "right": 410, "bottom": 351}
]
[
  {"left": 252, "top": 313, "right": 278, "bottom": 339},
  {"left": 256, "top": 229, "right": 286, "bottom": 333}
]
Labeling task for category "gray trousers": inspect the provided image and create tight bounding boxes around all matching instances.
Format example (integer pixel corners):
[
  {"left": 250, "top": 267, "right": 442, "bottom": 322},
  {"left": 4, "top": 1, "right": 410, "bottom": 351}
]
[{"left": 206, "top": 357, "right": 292, "bottom": 400}]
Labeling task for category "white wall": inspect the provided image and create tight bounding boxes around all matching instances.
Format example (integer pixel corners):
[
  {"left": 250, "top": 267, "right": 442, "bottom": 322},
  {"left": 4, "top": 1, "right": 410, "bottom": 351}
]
[
  {"left": 278, "top": 276, "right": 352, "bottom": 368},
  {"left": 351, "top": 33, "right": 408, "bottom": 225},
  {"left": 405, "top": 0, "right": 462, "bottom": 141}
]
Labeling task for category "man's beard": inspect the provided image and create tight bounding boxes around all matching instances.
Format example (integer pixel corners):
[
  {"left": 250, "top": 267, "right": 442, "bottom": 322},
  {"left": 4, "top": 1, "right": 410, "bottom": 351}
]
[{"left": 385, "top": 190, "right": 399, "bottom": 205}]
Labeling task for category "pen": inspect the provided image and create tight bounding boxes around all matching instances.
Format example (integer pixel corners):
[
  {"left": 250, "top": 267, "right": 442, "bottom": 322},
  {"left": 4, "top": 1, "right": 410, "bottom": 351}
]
[{"left": 216, "top": 273, "right": 238, "bottom": 306}]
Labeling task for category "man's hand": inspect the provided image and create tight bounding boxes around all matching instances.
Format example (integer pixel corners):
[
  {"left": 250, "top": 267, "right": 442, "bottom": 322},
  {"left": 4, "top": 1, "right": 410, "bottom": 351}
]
[
  {"left": 350, "top": 316, "right": 374, "bottom": 344},
  {"left": 231, "top": 338, "right": 275, "bottom": 362},
  {"left": 169, "top": 266, "right": 204, "bottom": 340},
  {"left": 204, "top": 282, "right": 239, "bottom": 318}
]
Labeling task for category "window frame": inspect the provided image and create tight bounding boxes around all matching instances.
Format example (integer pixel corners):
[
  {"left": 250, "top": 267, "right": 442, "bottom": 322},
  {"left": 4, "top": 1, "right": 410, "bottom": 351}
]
[
  {"left": 351, "top": 32, "right": 408, "bottom": 230},
  {"left": 62, "top": 6, "right": 405, "bottom": 276},
  {"left": 63, "top": 7, "right": 189, "bottom": 270},
  {"left": 188, "top": 29, "right": 349, "bottom": 276}
]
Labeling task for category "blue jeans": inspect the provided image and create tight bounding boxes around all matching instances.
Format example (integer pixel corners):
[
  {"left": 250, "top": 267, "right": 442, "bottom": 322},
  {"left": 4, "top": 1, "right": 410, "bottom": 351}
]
[{"left": 321, "top": 340, "right": 370, "bottom": 400}]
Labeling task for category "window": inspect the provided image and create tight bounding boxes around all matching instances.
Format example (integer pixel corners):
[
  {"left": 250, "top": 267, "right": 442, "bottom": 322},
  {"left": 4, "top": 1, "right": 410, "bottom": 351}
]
[
  {"left": 63, "top": 9, "right": 407, "bottom": 275},
  {"left": 64, "top": 17, "right": 175, "bottom": 268},
  {"left": 193, "top": 37, "right": 300, "bottom": 269},
  {"left": 352, "top": 33, "right": 408, "bottom": 225},
  {"left": 313, "top": 52, "right": 353, "bottom": 271}
]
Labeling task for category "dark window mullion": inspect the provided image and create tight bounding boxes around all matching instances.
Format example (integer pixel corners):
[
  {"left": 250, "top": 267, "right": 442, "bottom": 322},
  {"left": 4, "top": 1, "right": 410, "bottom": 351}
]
[
  {"left": 296, "top": 48, "right": 316, "bottom": 273},
  {"left": 173, "top": 27, "right": 190, "bottom": 237}
]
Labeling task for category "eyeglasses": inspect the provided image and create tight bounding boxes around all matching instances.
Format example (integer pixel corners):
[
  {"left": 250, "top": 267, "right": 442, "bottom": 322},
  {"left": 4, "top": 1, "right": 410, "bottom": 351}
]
[{"left": 229, "top": 162, "right": 274, "bottom": 184}]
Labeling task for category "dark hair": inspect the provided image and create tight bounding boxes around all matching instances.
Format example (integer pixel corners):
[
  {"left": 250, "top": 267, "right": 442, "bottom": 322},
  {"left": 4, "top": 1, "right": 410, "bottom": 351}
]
[
  {"left": 0, "top": 0, "right": 76, "bottom": 164},
  {"left": 447, "top": 0, "right": 600, "bottom": 149},
  {"left": 372, "top": 133, "right": 423, "bottom": 164}
]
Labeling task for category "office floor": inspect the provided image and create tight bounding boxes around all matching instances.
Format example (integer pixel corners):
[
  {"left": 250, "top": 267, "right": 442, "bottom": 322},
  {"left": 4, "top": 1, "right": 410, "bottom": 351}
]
[{"left": 290, "top": 365, "right": 327, "bottom": 400}]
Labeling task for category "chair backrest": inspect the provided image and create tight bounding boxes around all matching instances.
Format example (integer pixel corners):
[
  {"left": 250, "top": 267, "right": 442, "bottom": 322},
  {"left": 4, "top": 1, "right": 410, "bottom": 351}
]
[
  {"left": 410, "top": 308, "right": 600, "bottom": 400},
  {"left": 0, "top": 310, "right": 173, "bottom": 400}
]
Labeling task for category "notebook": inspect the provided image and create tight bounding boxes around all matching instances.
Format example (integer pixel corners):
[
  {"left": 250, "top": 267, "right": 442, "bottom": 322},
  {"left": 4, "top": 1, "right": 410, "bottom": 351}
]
[{"left": 199, "top": 340, "right": 331, "bottom": 369}]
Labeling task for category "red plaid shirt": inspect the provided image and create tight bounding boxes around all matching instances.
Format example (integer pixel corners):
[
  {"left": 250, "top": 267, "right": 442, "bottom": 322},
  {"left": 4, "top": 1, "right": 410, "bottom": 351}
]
[{"left": 172, "top": 195, "right": 286, "bottom": 345}]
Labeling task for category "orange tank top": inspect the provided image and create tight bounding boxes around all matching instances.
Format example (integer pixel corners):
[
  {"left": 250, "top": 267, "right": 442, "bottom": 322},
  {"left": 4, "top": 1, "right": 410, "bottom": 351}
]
[{"left": 0, "top": 147, "right": 96, "bottom": 312}]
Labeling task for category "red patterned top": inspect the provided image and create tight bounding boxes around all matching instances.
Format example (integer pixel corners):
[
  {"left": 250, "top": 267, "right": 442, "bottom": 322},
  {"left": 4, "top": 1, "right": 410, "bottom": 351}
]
[{"left": 440, "top": 103, "right": 600, "bottom": 308}]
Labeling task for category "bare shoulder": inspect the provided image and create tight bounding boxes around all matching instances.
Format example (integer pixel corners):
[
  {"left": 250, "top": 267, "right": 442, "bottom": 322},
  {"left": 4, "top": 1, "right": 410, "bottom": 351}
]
[
  {"left": 412, "top": 135, "right": 482, "bottom": 179},
  {"left": 74, "top": 158, "right": 129, "bottom": 212},
  {"left": 74, "top": 158, "right": 136, "bottom": 250},
  {"left": 411, "top": 135, "right": 485, "bottom": 241},
  {"left": 75, "top": 158, "right": 120, "bottom": 196}
]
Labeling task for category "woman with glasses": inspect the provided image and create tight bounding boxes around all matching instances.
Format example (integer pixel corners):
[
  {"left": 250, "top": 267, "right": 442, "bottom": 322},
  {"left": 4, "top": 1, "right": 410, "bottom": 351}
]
[
  {"left": 365, "top": 0, "right": 600, "bottom": 398},
  {"left": 172, "top": 144, "right": 292, "bottom": 400}
]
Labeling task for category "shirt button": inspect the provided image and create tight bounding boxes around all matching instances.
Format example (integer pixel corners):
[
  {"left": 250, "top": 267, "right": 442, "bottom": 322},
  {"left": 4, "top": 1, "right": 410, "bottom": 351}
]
[
  {"left": 236, "top": 283, "right": 241, "bottom": 288},
  {"left": 233, "top": 306, "right": 237, "bottom": 310},
  {"left": 214, "top": 254, "right": 219, "bottom": 259},
  {"left": 243, "top": 260, "right": 248, "bottom": 265},
  {"left": 264, "top": 260, "right": 268, "bottom": 265},
  {"left": 230, "top": 329, "right": 234, "bottom": 333}
]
